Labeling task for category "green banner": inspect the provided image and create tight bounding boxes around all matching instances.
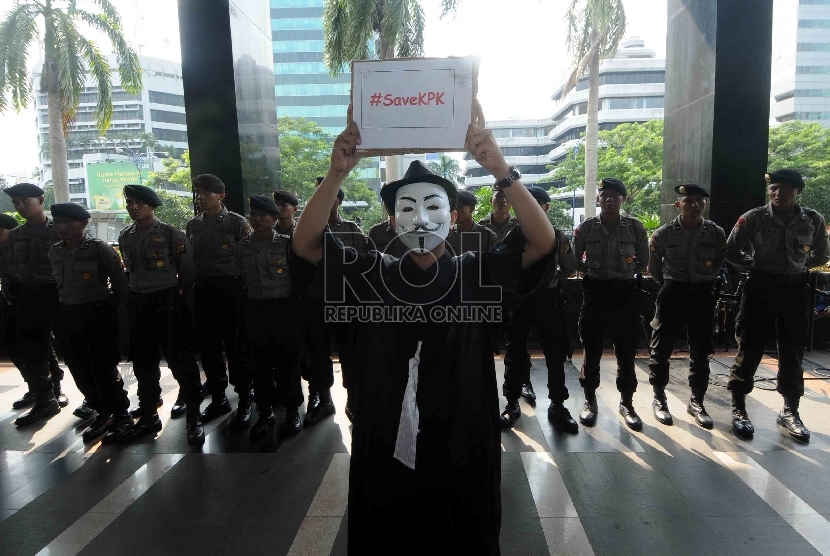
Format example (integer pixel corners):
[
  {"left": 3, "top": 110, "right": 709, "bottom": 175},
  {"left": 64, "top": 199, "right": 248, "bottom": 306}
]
[{"left": 86, "top": 162, "right": 140, "bottom": 211}]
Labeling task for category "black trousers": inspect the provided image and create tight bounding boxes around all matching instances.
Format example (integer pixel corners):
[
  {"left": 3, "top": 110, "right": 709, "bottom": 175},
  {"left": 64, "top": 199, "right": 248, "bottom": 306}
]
[
  {"left": 58, "top": 300, "right": 129, "bottom": 416},
  {"left": 194, "top": 276, "right": 250, "bottom": 400},
  {"left": 14, "top": 283, "right": 62, "bottom": 401},
  {"left": 578, "top": 279, "right": 641, "bottom": 394},
  {"left": 301, "top": 297, "right": 334, "bottom": 393},
  {"left": 245, "top": 296, "right": 302, "bottom": 410},
  {"left": 728, "top": 271, "right": 808, "bottom": 398},
  {"left": 128, "top": 287, "right": 202, "bottom": 418},
  {"left": 3, "top": 294, "right": 64, "bottom": 396},
  {"left": 648, "top": 280, "right": 717, "bottom": 394},
  {"left": 503, "top": 288, "right": 569, "bottom": 403}
]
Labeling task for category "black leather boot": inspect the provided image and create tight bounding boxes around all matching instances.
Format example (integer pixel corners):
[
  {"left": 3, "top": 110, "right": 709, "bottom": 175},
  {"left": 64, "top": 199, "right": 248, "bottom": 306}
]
[
  {"left": 53, "top": 383, "right": 69, "bottom": 408},
  {"left": 548, "top": 403, "right": 578, "bottom": 433},
  {"left": 73, "top": 399, "right": 96, "bottom": 420},
  {"left": 130, "top": 398, "right": 163, "bottom": 419},
  {"left": 499, "top": 400, "right": 521, "bottom": 428},
  {"left": 120, "top": 413, "right": 163, "bottom": 443},
  {"left": 307, "top": 389, "right": 321, "bottom": 412},
  {"left": 200, "top": 396, "right": 232, "bottom": 423},
  {"left": 731, "top": 392, "right": 754, "bottom": 438},
  {"left": 521, "top": 382, "right": 537, "bottom": 404},
  {"left": 579, "top": 390, "right": 598, "bottom": 427},
  {"left": 15, "top": 398, "right": 61, "bottom": 427},
  {"left": 652, "top": 386, "right": 673, "bottom": 426},
  {"left": 102, "top": 413, "right": 134, "bottom": 444},
  {"left": 304, "top": 389, "right": 335, "bottom": 427},
  {"left": 186, "top": 414, "right": 205, "bottom": 445},
  {"left": 687, "top": 390, "right": 713, "bottom": 430},
  {"left": 170, "top": 395, "right": 187, "bottom": 419},
  {"left": 619, "top": 393, "right": 642, "bottom": 431},
  {"left": 777, "top": 396, "right": 810, "bottom": 442},
  {"left": 281, "top": 409, "right": 303, "bottom": 436},
  {"left": 232, "top": 396, "right": 253, "bottom": 430},
  {"left": 82, "top": 413, "right": 113, "bottom": 443},
  {"left": 250, "top": 408, "right": 276, "bottom": 441},
  {"left": 12, "top": 391, "right": 37, "bottom": 410}
]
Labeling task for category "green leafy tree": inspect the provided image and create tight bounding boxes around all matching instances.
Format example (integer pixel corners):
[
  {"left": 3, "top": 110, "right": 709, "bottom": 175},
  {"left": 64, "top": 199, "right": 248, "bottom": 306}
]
[
  {"left": 547, "top": 199, "right": 575, "bottom": 232},
  {"left": 427, "top": 155, "right": 462, "bottom": 184},
  {"left": 145, "top": 150, "right": 191, "bottom": 190},
  {"left": 562, "top": 0, "right": 626, "bottom": 219},
  {"left": 154, "top": 190, "right": 194, "bottom": 230},
  {"left": 42, "top": 185, "right": 55, "bottom": 208},
  {"left": 767, "top": 121, "right": 830, "bottom": 218},
  {"left": 0, "top": 0, "right": 142, "bottom": 204},
  {"left": 472, "top": 186, "right": 494, "bottom": 222}
]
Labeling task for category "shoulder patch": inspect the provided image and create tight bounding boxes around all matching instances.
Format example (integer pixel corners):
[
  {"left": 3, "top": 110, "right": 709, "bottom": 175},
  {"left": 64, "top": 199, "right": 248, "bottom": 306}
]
[{"left": 174, "top": 238, "right": 186, "bottom": 254}]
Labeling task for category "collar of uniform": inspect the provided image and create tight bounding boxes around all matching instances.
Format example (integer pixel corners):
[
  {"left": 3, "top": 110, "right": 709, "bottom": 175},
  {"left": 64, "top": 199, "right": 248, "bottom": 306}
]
[
  {"left": 672, "top": 216, "right": 708, "bottom": 230},
  {"left": 56, "top": 234, "right": 92, "bottom": 253},
  {"left": 216, "top": 206, "right": 229, "bottom": 222},
  {"left": 128, "top": 217, "right": 161, "bottom": 234},
  {"left": 595, "top": 216, "right": 628, "bottom": 228},
  {"left": 763, "top": 202, "right": 804, "bottom": 220}
]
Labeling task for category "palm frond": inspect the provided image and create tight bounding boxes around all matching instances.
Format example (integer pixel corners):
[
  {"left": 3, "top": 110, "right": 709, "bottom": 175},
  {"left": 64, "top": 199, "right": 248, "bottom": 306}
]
[
  {"left": 411, "top": 1, "right": 425, "bottom": 57},
  {"left": 598, "top": 0, "right": 626, "bottom": 59},
  {"left": 78, "top": 0, "right": 122, "bottom": 28},
  {"left": 346, "top": 0, "right": 377, "bottom": 59},
  {"left": 438, "top": 0, "right": 460, "bottom": 20},
  {"left": 76, "top": 33, "right": 113, "bottom": 133},
  {"left": 0, "top": 2, "right": 41, "bottom": 113},
  {"left": 73, "top": 9, "right": 142, "bottom": 93},
  {"left": 52, "top": 9, "right": 86, "bottom": 133},
  {"left": 561, "top": 37, "right": 599, "bottom": 97},
  {"left": 323, "top": 0, "right": 350, "bottom": 75},
  {"left": 381, "top": 0, "right": 405, "bottom": 57}
]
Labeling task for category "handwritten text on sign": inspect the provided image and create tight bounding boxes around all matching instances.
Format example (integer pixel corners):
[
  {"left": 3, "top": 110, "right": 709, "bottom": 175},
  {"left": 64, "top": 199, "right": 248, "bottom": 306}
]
[{"left": 361, "top": 69, "right": 455, "bottom": 129}]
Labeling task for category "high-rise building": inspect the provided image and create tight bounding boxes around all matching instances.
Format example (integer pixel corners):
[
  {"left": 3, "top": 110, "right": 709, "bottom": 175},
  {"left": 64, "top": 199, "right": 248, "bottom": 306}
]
[{"left": 771, "top": 0, "right": 830, "bottom": 125}]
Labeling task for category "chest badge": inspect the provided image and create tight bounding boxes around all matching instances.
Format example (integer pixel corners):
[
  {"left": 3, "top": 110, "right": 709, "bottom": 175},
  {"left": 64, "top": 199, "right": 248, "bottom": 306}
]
[
  {"left": 221, "top": 243, "right": 228, "bottom": 249},
  {"left": 273, "top": 258, "right": 282, "bottom": 265},
  {"left": 705, "top": 261, "right": 712, "bottom": 267},
  {"left": 153, "top": 236, "right": 163, "bottom": 242},
  {"left": 156, "top": 260, "right": 165, "bottom": 267},
  {"left": 83, "top": 272, "right": 91, "bottom": 279},
  {"left": 804, "top": 245, "right": 811, "bottom": 252},
  {"left": 625, "top": 256, "right": 634, "bottom": 264}
]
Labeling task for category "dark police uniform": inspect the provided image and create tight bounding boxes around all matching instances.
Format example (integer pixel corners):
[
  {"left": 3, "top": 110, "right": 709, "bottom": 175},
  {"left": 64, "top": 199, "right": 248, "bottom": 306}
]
[
  {"left": 647, "top": 188, "right": 726, "bottom": 427},
  {"left": 445, "top": 222, "right": 498, "bottom": 256},
  {"left": 479, "top": 213, "right": 518, "bottom": 243},
  {"left": 725, "top": 171, "right": 829, "bottom": 441},
  {"left": 368, "top": 219, "right": 407, "bottom": 258},
  {"left": 186, "top": 205, "right": 251, "bottom": 410}
]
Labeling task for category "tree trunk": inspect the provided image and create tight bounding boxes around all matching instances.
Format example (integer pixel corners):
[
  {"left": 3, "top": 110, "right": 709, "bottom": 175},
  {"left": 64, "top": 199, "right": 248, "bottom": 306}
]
[
  {"left": 584, "top": 31, "right": 600, "bottom": 220},
  {"left": 44, "top": 60, "right": 70, "bottom": 204},
  {"left": 378, "top": 28, "right": 400, "bottom": 183}
]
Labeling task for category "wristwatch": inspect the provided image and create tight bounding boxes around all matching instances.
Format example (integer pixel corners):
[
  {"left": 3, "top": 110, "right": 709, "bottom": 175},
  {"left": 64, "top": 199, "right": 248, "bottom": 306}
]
[{"left": 494, "top": 166, "right": 521, "bottom": 189}]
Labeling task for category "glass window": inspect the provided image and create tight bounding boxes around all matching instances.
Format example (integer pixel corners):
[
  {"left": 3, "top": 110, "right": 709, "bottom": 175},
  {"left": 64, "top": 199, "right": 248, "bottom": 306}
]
[
  {"left": 149, "top": 91, "right": 185, "bottom": 107},
  {"left": 152, "top": 128, "right": 188, "bottom": 143},
  {"left": 797, "top": 43, "right": 830, "bottom": 51},
  {"left": 150, "top": 109, "right": 187, "bottom": 125}
]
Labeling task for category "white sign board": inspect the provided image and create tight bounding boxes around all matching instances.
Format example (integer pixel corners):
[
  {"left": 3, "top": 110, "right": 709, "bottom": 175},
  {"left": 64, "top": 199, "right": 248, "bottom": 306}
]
[{"left": 351, "top": 57, "right": 479, "bottom": 155}]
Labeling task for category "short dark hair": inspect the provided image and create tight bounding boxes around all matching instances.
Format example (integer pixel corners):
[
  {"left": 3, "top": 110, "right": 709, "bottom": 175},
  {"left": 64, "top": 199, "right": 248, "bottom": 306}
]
[{"left": 315, "top": 176, "right": 325, "bottom": 186}]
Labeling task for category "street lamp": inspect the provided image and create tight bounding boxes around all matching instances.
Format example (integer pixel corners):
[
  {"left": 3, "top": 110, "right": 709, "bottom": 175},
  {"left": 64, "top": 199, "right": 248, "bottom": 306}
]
[{"left": 115, "top": 146, "right": 143, "bottom": 184}]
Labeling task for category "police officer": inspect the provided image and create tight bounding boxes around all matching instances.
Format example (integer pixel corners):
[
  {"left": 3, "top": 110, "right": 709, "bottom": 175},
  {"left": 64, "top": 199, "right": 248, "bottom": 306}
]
[
  {"left": 446, "top": 190, "right": 498, "bottom": 255},
  {"left": 367, "top": 206, "right": 407, "bottom": 257},
  {"left": 48, "top": 203, "right": 134, "bottom": 443},
  {"left": 725, "top": 169, "right": 830, "bottom": 442},
  {"left": 0, "top": 213, "right": 32, "bottom": 409},
  {"left": 500, "top": 185, "right": 579, "bottom": 432},
  {"left": 235, "top": 195, "right": 303, "bottom": 440},
  {"left": 573, "top": 177, "right": 649, "bottom": 431},
  {"left": 118, "top": 184, "right": 205, "bottom": 445},
  {"left": 273, "top": 190, "right": 299, "bottom": 236},
  {"left": 186, "top": 174, "right": 252, "bottom": 429},
  {"left": 479, "top": 188, "right": 518, "bottom": 242},
  {"left": 4, "top": 183, "right": 69, "bottom": 426},
  {"left": 647, "top": 184, "right": 726, "bottom": 429}
]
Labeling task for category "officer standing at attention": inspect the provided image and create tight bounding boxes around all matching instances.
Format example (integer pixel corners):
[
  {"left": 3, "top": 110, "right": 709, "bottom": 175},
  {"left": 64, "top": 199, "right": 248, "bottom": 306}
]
[
  {"left": 5, "top": 183, "right": 69, "bottom": 425},
  {"left": 48, "top": 203, "right": 134, "bottom": 443},
  {"left": 725, "top": 169, "right": 830, "bottom": 442},
  {"left": 647, "top": 184, "right": 726, "bottom": 429},
  {"left": 479, "top": 188, "right": 518, "bottom": 242},
  {"left": 367, "top": 204, "right": 407, "bottom": 257},
  {"left": 118, "top": 184, "right": 205, "bottom": 445},
  {"left": 235, "top": 195, "right": 303, "bottom": 439},
  {"left": 573, "top": 177, "right": 649, "bottom": 431},
  {"left": 186, "top": 174, "right": 252, "bottom": 429},
  {"left": 500, "top": 185, "right": 579, "bottom": 432},
  {"left": 273, "top": 190, "right": 299, "bottom": 236},
  {"left": 445, "top": 189, "right": 498, "bottom": 255}
]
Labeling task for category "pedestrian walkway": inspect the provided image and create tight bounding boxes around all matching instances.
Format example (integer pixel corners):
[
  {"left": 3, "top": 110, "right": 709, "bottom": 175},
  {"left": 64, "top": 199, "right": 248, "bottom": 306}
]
[{"left": 0, "top": 350, "right": 829, "bottom": 555}]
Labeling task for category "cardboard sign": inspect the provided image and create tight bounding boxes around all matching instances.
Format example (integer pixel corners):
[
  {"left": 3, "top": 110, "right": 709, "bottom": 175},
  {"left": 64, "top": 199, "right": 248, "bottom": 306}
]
[{"left": 351, "top": 57, "right": 479, "bottom": 155}]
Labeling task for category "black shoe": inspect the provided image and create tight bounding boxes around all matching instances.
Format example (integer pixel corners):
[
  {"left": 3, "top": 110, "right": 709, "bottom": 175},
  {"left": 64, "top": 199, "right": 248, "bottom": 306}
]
[
  {"left": 53, "top": 385, "right": 69, "bottom": 408},
  {"left": 344, "top": 399, "right": 354, "bottom": 424},
  {"left": 102, "top": 414, "right": 134, "bottom": 444},
  {"left": 652, "top": 389, "right": 673, "bottom": 426},
  {"left": 304, "top": 391, "right": 335, "bottom": 427},
  {"left": 281, "top": 410, "right": 303, "bottom": 436},
  {"left": 548, "top": 403, "right": 578, "bottom": 433},
  {"left": 521, "top": 382, "right": 537, "bottom": 405},
  {"left": 687, "top": 395, "right": 713, "bottom": 430},
  {"left": 619, "top": 398, "right": 642, "bottom": 431},
  {"left": 232, "top": 400, "right": 253, "bottom": 430},
  {"left": 579, "top": 391, "right": 598, "bottom": 427},
  {"left": 499, "top": 400, "right": 521, "bottom": 428},
  {"left": 307, "top": 390, "right": 321, "bottom": 412},
  {"left": 186, "top": 418, "right": 205, "bottom": 445},
  {"left": 120, "top": 414, "right": 163, "bottom": 443},
  {"left": 200, "top": 397, "right": 232, "bottom": 423},
  {"left": 15, "top": 399, "right": 61, "bottom": 426},
  {"left": 170, "top": 397, "right": 187, "bottom": 419},
  {"left": 777, "top": 397, "right": 810, "bottom": 442},
  {"left": 73, "top": 399, "right": 96, "bottom": 420},
  {"left": 12, "top": 391, "right": 37, "bottom": 410},
  {"left": 250, "top": 411, "right": 276, "bottom": 441},
  {"left": 82, "top": 413, "right": 113, "bottom": 443},
  {"left": 731, "top": 393, "right": 754, "bottom": 438},
  {"left": 129, "top": 398, "right": 163, "bottom": 419},
  {"left": 200, "top": 384, "right": 210, "bottom": 399}
]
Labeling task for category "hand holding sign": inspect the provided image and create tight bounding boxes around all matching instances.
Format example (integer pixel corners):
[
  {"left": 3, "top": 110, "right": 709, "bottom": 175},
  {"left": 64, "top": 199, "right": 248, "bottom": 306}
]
[{"left": 465, "top": 101, "right": 510, "bottom": 180}]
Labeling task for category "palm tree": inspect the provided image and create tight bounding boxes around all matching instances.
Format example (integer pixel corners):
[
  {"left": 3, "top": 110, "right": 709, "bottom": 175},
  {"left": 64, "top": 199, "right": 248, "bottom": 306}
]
[
  {"left": 561, "top": 0, "right": 626, "bottom": 219},
  {"left": 323, "top": 0, "right": 459, "bottom": 182},
  {"left": 427, "top": 154, "right": 461, "bottom": 184},
  {"left": 0, "top": 0, "right": 142, "bottom": 203}
]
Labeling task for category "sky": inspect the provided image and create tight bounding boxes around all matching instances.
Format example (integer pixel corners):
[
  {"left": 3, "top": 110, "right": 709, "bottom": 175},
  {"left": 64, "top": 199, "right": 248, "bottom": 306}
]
[{"left": 0, "top": 0, "right": 667, "bottom": 179}]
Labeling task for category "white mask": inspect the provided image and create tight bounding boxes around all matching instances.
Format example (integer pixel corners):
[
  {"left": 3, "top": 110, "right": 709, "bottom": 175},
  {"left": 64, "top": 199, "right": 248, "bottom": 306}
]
[{"left": 394, "top": 182, "right": 453, "bottom": 254}]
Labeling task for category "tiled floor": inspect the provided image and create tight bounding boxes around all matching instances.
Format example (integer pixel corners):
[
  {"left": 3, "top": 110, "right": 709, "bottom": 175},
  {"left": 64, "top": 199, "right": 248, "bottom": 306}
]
[{"left": 0, "top": 348, "right": 829, "bottom": 556}]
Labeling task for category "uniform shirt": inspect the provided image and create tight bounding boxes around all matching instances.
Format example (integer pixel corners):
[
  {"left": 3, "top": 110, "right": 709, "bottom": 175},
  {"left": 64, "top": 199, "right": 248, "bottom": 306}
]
[
  {"left": 185, "top": 206, "right": 250, "bottom": 276},
  {"left": 275, "top": 219, "right": 296, "bottom": 238},
  {"left": 445, "top": 223, "right": 498, "bottom": 256},
  {"left": 726, "top": 203, "right": 830, "bottom": 275},
  {"left": 549, "top": 228, "right": 577, "bottom": 288},
  {"left": 8, "top": 217, "right": 61, "bottom": 285},
  {"left": 118, "top": 218, "right": 196, "bottom": 293},
  {"left": 648, "top": 217, "right": 726, "bottom": 284},
  {"left": 478, "top": 213, "right": 518, "bottom": 242},
  {"left": 331, "top": 214, "right": 367, "bottom": 253},
  {"left": 234, "top": 231, "right": 292, "bottom": 300},
  {"left": 0, "top": 243, "right": 18, "bottom": 300},
  {"left": 573, "top": 215, "right": 649, "bottom": 279},
  {"left": 368, "top": 220, "right": 397, "bottom": 253},
  {"left": 49, "top": 235, "right": 129, "bottom": 305}
]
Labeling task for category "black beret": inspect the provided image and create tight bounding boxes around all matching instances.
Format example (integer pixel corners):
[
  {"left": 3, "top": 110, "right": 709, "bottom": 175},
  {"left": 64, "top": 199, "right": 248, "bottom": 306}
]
[
  {"left": 192, "top": 174, "right": 225, "bottom": 193},
  {"left": 315, "top": 176, "right": 325, "bottom": 185},
  {"left": 380, "top": 160, "right": 458, "bottom": 212},
  {"left": 337, "top": 189, "right": 345, "bottom": 201},
  {"left": 273, "top": 190, "right": 299, "bottom": 207},
  {"left": 0, "top": 214, "right": 19, "bottom": 229},
  {"left": 527, "top": 185, "right": 551, "bottom": 204},
  {"left": 123, "top": 184, "right": 163, "bottom": 207},
  {"left": 50, "top": 203, "right": 91, "bottom": 220},
  {"left": 765, "top": 169, "right": 804, "bottom": 189},
  {"left": 3, "top": 183, "right": 44, "bottom": 198},
  {"left": 249, "top": 195, "right": 281, "bottom": 215},
  {"left": 675, "top": 183, "right": 710, "bottom": 197},
  {"left": 456, "top": 190, "right": 477, "bottom": 208},
  {"left": 597, "top": 177, "right": 627, "bottom": 197}
]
